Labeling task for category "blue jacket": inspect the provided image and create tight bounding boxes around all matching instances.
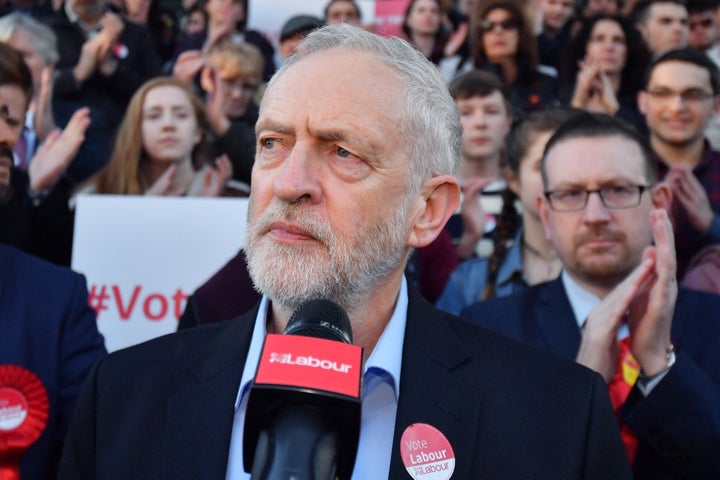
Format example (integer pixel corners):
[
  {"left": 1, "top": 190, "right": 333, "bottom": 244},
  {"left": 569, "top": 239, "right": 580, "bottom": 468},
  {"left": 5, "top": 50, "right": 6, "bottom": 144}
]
[{"left": 0, "top": 245, "right": 106, "bottom": 479}]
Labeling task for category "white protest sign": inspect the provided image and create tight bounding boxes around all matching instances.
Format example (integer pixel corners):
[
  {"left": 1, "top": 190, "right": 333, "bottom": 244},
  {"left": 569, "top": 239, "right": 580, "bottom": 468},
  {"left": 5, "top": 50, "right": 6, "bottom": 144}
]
[{"left": 72, "top": 195, "right": 248, "bottom": 352}]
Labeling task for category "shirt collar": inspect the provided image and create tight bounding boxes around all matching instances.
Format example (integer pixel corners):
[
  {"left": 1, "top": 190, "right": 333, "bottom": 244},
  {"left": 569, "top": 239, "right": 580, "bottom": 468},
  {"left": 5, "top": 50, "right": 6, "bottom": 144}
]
[
  {"left": 234, "top": 278, "right": 409, "bottom": 410},
  {"left": 561, "top": 270, "right": 601, "bottom": 329},
  {"left": 561, "top": 270, "right": 629, "bottom": 338},
  {"left": 362, "top": 277, "right": 407, "bottom": 401}
]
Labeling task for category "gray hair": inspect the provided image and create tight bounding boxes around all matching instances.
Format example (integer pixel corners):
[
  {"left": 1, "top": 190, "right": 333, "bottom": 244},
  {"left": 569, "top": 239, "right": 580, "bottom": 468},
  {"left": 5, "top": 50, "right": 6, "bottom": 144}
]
[
  {"left": 0, "top": 12, "right": 59, "bottom": 66},
  {"left": 267, "top": 23, "right": 461, "bottom": 196}
]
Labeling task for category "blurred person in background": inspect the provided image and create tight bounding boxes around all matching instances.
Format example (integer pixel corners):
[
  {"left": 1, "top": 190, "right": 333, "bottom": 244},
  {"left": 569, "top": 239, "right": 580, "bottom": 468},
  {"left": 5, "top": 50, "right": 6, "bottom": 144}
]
[
  {"left": 83, "top": 76, "right": 231, "bottom": 196},
  {"left": 0, "top": 12, "right": 59, "bottom": 171}
]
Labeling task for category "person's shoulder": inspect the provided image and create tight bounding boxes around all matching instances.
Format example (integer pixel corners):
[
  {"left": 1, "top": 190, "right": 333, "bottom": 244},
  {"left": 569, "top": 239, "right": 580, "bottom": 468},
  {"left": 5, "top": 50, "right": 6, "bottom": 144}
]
[
  {"left": 451, "top": 256, "right": 491, "bottom": 279},
  {"left": 38, "top": 9, "right": 72, "bottom": 29},
  {"left": 677, "top": 287, "right": 720, "bottom": 311},
  {"left": 0, "top": 244, "right": 80, "bottom": 282},
  {"left": 443, "top": 309, "right": 596, "bottom": 384},
  {"left": 462, "top": 280, "right": 548, "bottom": 314}
]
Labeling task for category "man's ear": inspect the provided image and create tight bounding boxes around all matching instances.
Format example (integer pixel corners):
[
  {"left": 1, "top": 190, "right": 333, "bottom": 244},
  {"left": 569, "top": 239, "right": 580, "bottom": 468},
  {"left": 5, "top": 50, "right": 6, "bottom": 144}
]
[
  {"left": 651, "top": 181, "right": 672, "bottom": 211},
  {"left": 406, "top": 175, "right": 460, "bottom": 248},
  {"left": 713, "top": 95, "right": 720, "bottom": 116}
]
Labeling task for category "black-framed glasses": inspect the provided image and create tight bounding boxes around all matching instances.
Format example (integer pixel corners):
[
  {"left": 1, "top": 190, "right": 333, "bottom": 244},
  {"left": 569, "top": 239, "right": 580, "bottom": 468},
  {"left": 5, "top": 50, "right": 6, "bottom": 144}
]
[
  {"left": 645, "top": 88, "right": 714, "bottom": 104},
  {"left": 544, "top": 185, "right": 652, "bottom": 212},
  {"left": 479, "top": 18, "right": 519, "bottom": 33}
]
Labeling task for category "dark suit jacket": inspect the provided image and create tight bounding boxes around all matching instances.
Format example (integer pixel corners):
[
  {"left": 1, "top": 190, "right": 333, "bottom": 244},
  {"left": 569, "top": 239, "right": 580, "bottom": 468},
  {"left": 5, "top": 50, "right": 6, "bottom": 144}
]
[
  {"left": 59, "top": 286, "right": 631, "bottom": 479},
  {"left": 461, "top": 277, "right": 720, "bottom": 479},
  {"left": 0, "top": 245, "right": 106, "bottom": 479}
]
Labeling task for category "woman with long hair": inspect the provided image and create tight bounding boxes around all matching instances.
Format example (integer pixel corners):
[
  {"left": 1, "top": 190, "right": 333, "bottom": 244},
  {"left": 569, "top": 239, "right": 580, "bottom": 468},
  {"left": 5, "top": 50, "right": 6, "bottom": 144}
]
[
  {"left": 402, "top": 0, "right": 450, "bottom": 64},
  {"left": 436, "top": 108, "right": 579, "bottom": 315},
  {"left": 559, "top": 15, "right": 649, "bottom": 129},
  {"left": 441, "top": 0, "right": 559, "bottom": 111},
  {"left": 88, "top": 76, "right": 231, "bottom": 196}
]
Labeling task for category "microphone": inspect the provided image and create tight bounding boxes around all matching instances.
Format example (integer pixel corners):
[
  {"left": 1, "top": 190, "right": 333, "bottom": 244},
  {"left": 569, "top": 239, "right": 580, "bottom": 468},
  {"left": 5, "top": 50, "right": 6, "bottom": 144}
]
[{"left": 243, "top": 299, "right": 363, "bottom": 480}]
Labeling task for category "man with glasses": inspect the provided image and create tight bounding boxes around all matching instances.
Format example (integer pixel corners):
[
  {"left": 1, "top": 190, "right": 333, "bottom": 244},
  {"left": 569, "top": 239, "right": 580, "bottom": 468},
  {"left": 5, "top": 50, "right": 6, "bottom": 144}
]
[
  {"left": 462, "top": 112, "right": 720, "bottom": 479},
  {"left": 638, "top": 48, "right": 720, "bottom": 277}
]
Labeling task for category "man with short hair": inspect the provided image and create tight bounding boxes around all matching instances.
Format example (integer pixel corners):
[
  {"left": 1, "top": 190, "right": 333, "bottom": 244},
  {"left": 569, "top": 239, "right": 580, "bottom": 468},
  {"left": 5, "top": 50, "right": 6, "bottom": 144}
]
[
  {"left": 537, "top": 0, "right": 575, "bottom": 73},
  {"left": 277, "top": 14, "right": 324, "bottom": 61},
  {"left": 58, "top": 24, "right": 631, "bottom": 479},
  {"left": 633, "top": 0, "right": 689, "bottom": 56},
  {"left": 687, "top": 0, "right": 720, "bottom": 56},
  {"left": 638, "top": 48, "right": 720, "bottom": 276},
  {"left": 448, "top": 70, "right": 512, "bottom": 258},
  {"left": 463, "top": 112, "right": 720, "bottom": 479}
]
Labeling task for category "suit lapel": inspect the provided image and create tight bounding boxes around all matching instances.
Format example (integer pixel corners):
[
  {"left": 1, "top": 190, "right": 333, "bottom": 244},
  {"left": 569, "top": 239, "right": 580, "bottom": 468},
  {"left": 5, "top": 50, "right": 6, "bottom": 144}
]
[
  {"left": 533, "top": 278, "right": 582, "bottom": 361},
  {"left": 162, "top": 307, "right": 258, "bottom": 479},
  {"left": 389, "top": 289, "right": 483, "bottom": 479}
]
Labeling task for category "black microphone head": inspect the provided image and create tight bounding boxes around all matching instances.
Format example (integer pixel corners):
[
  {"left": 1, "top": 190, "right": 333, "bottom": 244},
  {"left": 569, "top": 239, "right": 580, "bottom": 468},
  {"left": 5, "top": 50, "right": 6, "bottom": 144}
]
[{"left": 284, "top": 299, "right": 353, "bottom": 344}]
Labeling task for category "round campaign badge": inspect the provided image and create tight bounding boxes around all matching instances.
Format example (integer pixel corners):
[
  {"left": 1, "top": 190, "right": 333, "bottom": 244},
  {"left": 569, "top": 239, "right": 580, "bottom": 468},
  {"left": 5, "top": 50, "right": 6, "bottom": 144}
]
[
  {"left": 112, "top": 43, "right": 129, "bottom": 59},
  {"left": 0, "top": 365, "right": 49, "bottom": 480},
  {"left": 400, "top": 423, "right": 455, "bottom": 480}
]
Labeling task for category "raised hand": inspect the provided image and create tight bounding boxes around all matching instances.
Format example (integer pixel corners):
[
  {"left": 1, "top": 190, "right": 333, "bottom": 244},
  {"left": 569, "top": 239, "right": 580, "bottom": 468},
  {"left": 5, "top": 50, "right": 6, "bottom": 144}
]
[
  {"left": 145, "top": 164, "right": 177, "bottom": 196},
  {"left": 666, "top": 167, "right": 715, "bottom": 233},
  {"left": 191, "top": 155, "right": 233, "bottom": 197},
  {"left": 576, "top": 253, "right": 655, "bottom": 382},
  {"left": 203, "top": 67, "right": 230, "bottom": 135},
  {"left": 173, "top": 50, "right": 206, "bottom": 83},
  {"left": 627, "top": 209, "right": 677, "bottom": 377},
  {"left": 29, "top": 107, "right": 91, "bottom": 192}
]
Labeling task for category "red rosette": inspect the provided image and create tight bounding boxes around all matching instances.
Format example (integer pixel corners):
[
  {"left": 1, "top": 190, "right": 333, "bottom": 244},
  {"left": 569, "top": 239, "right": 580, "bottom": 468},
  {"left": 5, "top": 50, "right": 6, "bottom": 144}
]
[{"left": 0, "top": 365, "right": 49, "bottom": 480}]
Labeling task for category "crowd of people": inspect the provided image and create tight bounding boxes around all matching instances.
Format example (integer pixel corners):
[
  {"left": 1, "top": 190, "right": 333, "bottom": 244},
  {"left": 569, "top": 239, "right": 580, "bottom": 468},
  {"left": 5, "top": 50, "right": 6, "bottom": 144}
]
[{"left": 1, "top": 0, "right": 719, "bottom": 479}]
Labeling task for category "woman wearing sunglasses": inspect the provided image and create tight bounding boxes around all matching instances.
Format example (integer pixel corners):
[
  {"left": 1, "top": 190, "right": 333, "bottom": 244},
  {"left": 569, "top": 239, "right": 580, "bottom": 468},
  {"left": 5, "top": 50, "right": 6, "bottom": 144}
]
[{"left": 441, "top": 0, "right": 559, "bottom": 112}]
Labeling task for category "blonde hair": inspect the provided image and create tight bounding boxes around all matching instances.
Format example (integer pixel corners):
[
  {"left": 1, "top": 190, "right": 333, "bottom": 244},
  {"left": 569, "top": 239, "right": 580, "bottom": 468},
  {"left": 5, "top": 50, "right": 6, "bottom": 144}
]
[
  {"left": 91, "top": 77, "right": 210, "bottom": 195},
  {"left": 206, "top": 36, "right": 264, "bottom": 81}
]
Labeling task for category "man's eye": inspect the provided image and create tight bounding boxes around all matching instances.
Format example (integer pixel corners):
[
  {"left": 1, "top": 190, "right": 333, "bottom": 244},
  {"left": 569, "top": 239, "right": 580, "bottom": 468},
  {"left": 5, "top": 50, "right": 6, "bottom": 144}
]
[
  {"left": 337, "top": 147, "right": 351, "bottom": 158},
  {"left": 263, "top": 138, "right": 278, "bottom": 149},
  {"left": 557, "top": 190, "right": 582, "bottom": 201}
]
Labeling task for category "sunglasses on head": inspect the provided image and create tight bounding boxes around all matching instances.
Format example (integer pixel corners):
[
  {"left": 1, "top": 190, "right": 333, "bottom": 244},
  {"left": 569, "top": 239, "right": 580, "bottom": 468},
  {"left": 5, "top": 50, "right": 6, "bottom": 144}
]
[{"left": 480, "top": 18, "right": 519, "bottom": 33}]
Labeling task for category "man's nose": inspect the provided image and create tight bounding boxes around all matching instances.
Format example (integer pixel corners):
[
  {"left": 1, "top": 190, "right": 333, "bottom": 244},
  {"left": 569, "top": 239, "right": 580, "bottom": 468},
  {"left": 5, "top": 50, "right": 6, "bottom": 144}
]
[
  {"left": 582, "top": 191, "right": 611, "bottom": 224},
  {"left": 273, "top": 144, "right": 323, "bottom": 204}
]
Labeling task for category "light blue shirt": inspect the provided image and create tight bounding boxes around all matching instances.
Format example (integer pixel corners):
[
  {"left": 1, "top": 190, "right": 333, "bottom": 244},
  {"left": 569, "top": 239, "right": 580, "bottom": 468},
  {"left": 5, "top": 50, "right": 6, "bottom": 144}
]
[{"left": 225, "top": 278, "right": 409, "bottom": 479}]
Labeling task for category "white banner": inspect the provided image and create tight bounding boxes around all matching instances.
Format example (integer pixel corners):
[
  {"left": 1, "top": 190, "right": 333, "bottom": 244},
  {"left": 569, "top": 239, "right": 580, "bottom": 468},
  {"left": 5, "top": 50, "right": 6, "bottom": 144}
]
[{"left": 72, "top": 195, "right": 248, "bottom": 352}]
